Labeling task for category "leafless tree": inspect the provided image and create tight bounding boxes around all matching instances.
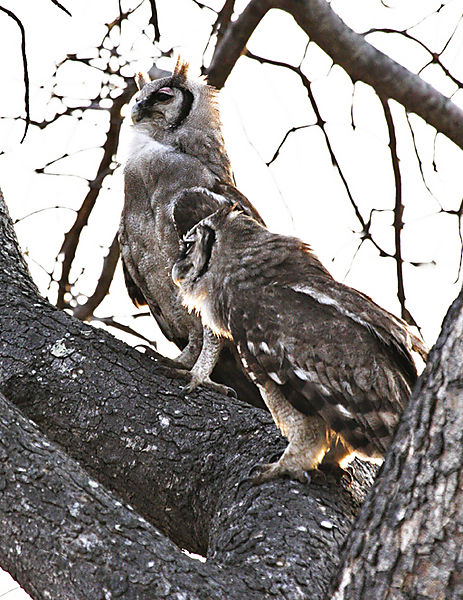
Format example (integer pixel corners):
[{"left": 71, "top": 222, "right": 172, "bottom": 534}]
[{"left": 0, "top": 1, "right": 462, "bottom": 598}]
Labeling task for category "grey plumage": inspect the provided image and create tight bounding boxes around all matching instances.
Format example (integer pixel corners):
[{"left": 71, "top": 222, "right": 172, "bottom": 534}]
[
  {"left": 172, "top": 206, "right": 427, "bottom": 483},
  {"left": 119, "top": 60, "right": 265, "bottom": 404}
]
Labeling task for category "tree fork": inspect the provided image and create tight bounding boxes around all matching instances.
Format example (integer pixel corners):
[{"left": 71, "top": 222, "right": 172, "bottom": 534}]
[{"left": 0, "top": 188, "right": 375, "bottom": 597}]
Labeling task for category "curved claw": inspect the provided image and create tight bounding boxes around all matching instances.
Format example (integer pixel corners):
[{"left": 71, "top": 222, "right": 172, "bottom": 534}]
[
  {"left": 251, "top": 461, "right": 311, "bottom": 485},
  {"left": 183, "top": 377, "right": 237, "bottom": 398}
]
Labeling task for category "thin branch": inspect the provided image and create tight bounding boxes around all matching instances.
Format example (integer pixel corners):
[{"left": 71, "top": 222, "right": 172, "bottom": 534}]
[
  {"left": 379, "top": 97, "right": 419, "bottom": 328},
  {"left": 49, "top": 0, "right": 71, "bottom": 16},
  {"left": 379, "top": 97, "right": 406, "bottom": 317},
  {"left": 91, "top": 315, "right": 158, "bottom": 346},
  {"left": 266, "top": 125, "right": 314, "bottom": 166},
  {"left": 0, "top": 7, "right": 29, "bottom": 142},
  {"left": 13, "top": 205, "right": 76, "bottom": 225},
  {"left": 55, "top": 81, "right": 136, "bottom": 309},
  {"left": 147, "top": 0, "right": 160, "bottom": 41},
  {"left": 72, "top": 233, "right": 120, "bottom": 321}
]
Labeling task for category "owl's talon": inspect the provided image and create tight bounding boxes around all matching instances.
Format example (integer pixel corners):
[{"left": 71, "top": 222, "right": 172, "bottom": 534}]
[
  {"left": 251, "top": 461, "right": 312, "bottom": 485},
  {"left": 183, "top": 377, "right": 237, "bottom": 398}
]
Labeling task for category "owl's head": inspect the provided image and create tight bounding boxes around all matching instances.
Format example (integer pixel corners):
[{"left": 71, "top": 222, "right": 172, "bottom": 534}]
[
  {"left": 131, "top": 58, "right": 220, "bottom": 140},
  {"left": 171, "top": 205, "right": 236, "bottom": 291}
]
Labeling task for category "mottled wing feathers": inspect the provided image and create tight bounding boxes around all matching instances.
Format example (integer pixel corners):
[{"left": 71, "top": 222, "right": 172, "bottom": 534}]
[
  {"left": 172, "top": 189, "right": 221, "bottom": 239},
  {"left": 172, "top": 183, "right": 263, "bottom": 239},
  {"left": 235, "top": 286, "right": 412, "bottom": 456},
  {"left": 292, "top": 278, "right": 422, "bottom": 387},
  {"left": 212, "top": 181, "right": 265, "bottom": 225}
]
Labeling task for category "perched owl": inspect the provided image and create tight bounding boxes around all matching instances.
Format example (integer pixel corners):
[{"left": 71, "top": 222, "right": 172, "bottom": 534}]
[
  {"left": 119, "top": 59, "right": 265, "bottom": 405},
  {"left": 172, "top": 206, "right": 427, "bottom": 483}
]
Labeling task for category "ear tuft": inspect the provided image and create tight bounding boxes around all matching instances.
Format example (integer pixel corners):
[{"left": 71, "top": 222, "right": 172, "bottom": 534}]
[
  {"left": 173, "top": 56, "right": 190, "bottom": 82},
  {"left": 136, "top": 72, "right": 150, "bottom": 90}
]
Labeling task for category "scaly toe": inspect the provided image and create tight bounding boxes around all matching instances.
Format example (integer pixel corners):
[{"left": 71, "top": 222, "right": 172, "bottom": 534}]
[
  {"left": 251, "top": 461, "right": 312, "bottom": 485},
  {"left": 183, "top": 377, "right": 237, "bottom": 397}
]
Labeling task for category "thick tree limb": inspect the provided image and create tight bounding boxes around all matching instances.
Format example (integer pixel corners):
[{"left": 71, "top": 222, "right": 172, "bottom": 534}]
[
  {"left": 283, "top": 0, "right": 463, "bottom": 149},
  {"left": 0, "top": 391, "right": 238, "bottom": 600},
  {"left": 206, "top": 0, "right": 272, "bottom": 88},
  {"left": 330, "top": 285, "right": 463, "bottom": 598},
  {"left": 207, "top": 0, "right": 463, "bottom": 150},
  {"left": 0, "top": 188, "right": 377, "bottom": 597}
]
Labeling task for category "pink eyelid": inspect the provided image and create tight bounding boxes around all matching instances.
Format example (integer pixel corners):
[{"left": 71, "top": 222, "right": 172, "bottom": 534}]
[{"left": 158, "top": 87, "right": 173, "bottom": 94}]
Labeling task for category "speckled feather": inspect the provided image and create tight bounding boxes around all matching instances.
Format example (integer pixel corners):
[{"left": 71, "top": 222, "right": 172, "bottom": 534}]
[{"left": 173, "top": 207, "right": 427, "bottom": 469}]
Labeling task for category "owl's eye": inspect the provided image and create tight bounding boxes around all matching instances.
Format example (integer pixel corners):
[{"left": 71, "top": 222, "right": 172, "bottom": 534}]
[{"left": 154, "top": 87, "right": 174, "bottom": 102}]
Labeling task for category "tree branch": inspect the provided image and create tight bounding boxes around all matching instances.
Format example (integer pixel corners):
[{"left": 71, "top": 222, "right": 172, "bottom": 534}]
[
  {"left": 206, "top": 0, "right": 273, "bottom": 88},
  {"left": 207, "top": 0, "right": 463, "bottom": 149},
  {"left": 0, "top": 391, "right": 233, "bottom": 600},
  {"left": 0, "top": 188, "right": 376, "bottom": 597},
  {"left": 279, "top": 0, "right": 463, "bottom": 150},
  {"left": 56, "top": 83, "right": 135, "bottom": 309},
  {"left": 0, "top": 7, "right": 29, "bottom": 142},
  {"left": 72, "top": 232, "right": 120, "bottom": 321}
]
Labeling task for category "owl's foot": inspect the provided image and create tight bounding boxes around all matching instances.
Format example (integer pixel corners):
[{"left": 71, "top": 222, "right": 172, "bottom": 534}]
[
  {"left": 183, "top": 376, "right": 237, "bottom": 398},
  {"left": 251, "top": 460, "right": 315, "bottom": 485}
]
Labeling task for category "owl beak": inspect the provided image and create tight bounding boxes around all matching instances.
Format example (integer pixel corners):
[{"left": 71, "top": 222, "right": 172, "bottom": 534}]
[
  {"left": 131, "top": 102, "right": 144, "bottom": 124},
  {"left": 171, "top": 264, "right": 183, "bottom": 287}
]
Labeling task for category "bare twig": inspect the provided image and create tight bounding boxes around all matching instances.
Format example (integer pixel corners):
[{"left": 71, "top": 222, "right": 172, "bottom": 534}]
[
  {"left": 72, "top": 233, "right": 120, "bottom": 321},
  {"left": 91, "top": 315, "right": 157, "bottom": 346},
  {"left": 0, "top": 7, "right": 29, "bottom": 142},
  {"left": 266, "top": 125, "right": 314, "bottom": 166},
  {"left": 379, "top": 96, "right": 419, "bottom": 327},
  {"left": 56, "top": 82, "right": 136, "bottom": 309},
  {"left": 148, "top": 0, "right": 161, "bottom": 41},
  {"left": 49, "top": 0, "right": 71, "bottom": 16}
]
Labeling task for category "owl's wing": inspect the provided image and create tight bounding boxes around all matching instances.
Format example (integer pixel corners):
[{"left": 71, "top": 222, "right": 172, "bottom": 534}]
[
  {"left": 121, "top": 255, "right": 188, "bottom": 349},
  {"left": 172, "top": 182, "right": 263, "bottom": 239},
  {"left": 298, "top": 276, "right": 427, "bottom": 381},
  {"left": 172, "top": 189, "right": 222, "bottom": 239},
  {"left": 122, "top": 258, "right": 147, "bottom": 308},
  {"left": 211, "top": 181, "right": 265, "bottom": 225},
  {"left": 238, "top": 286, "right": 412, "bottom": 456}
]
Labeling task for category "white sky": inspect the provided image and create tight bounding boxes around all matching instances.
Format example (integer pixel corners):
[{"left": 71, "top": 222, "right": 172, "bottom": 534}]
[{"left": 0, "top": 0, "right": 462, "bottom": 596}]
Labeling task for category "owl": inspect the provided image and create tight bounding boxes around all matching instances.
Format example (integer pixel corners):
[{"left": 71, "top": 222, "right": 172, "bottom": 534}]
[
  {"left": 119, "top": 59, "right": 265, "bottom": 404},
  {"left": 172, "top": 206, "right": 428, "bottom": 483}
]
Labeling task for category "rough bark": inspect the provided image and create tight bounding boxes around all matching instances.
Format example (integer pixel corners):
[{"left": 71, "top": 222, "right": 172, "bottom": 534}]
[
  {"left": 0, "top": 391, "right": 235, "bottom": 600},
  {"left": 207, "top": 0, "right": 463, "bottom": 151},
  {"left": 0, "top": 187, "right": 377, "bottom": 598},
  {"left": 329, "top": 287, "right": 463, "bottom": 599}
]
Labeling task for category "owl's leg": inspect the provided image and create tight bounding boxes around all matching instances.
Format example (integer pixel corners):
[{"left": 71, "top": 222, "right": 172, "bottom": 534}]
[
  {"left": 183, "top": 327, "right": 236, "bottom": 397},
  {"left": 253, "top": 381, "right": 329, "bottom": 484},
  {"left": 174, "top": 328, "right": 203, "bottom": 369}
]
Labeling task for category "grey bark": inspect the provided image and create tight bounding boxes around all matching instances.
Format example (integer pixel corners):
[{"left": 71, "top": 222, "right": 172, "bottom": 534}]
[
  {"left": 0, "top": 390, "right": 234, "bottom": 600},
  {"left": 329, "top": 286, "right": 463, "bottom": 599},
  {"left": 0, "top": 187, "right": 377, "bottom": 598}
]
